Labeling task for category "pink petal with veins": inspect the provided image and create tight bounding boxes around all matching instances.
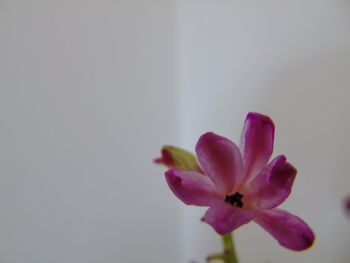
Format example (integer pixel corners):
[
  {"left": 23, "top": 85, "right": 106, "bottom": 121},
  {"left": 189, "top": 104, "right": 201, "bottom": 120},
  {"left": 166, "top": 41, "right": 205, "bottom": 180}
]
[
  {"left": 196, "top": 132, "right": 243, "bottom": 194},
  {"left": 203, "top": 202, "right": 254, "bottom": 235},
  {"left": 254, "top": 209, "right": 314, "bottom": 251},
  {"left": 247, "top": 155, "right": 297, "bottom": 209},
  {"left": 240, "top": 112, "right": 274, "bottom": 181},
  {"left": 165, "top": 169, "right": 222, "bottom": 207}
]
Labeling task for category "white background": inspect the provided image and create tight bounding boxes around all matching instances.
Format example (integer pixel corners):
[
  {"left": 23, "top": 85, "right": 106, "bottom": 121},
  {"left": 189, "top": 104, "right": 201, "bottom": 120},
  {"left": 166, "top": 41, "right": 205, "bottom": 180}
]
[{"left": 1, "top": 1, "right": 350, "bottom": 263}]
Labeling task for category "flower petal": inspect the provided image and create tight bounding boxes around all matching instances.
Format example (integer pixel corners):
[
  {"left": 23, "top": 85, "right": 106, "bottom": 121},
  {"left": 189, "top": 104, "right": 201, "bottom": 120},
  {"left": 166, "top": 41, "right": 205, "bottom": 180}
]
[
  {"left": 345, "top": 195, "right": 350, "bottom": 214},
  {"left": 154, "top": 145, "right": 202, "bottom": 172},
  {"left": 196, "top": 132, "right": 243, "bottom": 193},
  {"left": 246, "top": 155, "right": 297, "bottom": 209},
  {"left": 254, "top": 209, "right": 315, "bottom": 251},
  {"left": 203, "top": 202, "right": 254, "bottom": 235},
  {"left": 240, "top": 112, "right": 275, "bottom": 181},
  {"left": 165, "top": 169, "right": 222, "bottom": 206}
]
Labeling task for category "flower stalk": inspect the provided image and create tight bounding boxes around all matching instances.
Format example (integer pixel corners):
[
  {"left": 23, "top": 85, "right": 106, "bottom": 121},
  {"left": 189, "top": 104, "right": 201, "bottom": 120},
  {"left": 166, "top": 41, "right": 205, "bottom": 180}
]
[
  {"left": 222, "top": 233, "right": 239, "bottom": 263},
  {"left": 207, "top": 233, "right": 238, "bottom": 263}
]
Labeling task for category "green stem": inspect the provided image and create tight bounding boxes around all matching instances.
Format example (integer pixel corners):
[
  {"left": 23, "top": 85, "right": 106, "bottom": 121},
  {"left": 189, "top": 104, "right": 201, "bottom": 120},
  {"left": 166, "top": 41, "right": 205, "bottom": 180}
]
[
  {"left": 206, "top": 233, "right": 239, "bottom": 263},
  {"left": 221, "top": 233, "right": 239, "bottom": 263}
]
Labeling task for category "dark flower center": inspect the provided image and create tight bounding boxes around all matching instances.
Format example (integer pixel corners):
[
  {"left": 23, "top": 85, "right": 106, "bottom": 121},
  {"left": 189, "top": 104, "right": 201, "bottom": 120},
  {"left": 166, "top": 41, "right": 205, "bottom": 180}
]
[{"left": 225, "top": 192, "right": 244, "bottom": 208}]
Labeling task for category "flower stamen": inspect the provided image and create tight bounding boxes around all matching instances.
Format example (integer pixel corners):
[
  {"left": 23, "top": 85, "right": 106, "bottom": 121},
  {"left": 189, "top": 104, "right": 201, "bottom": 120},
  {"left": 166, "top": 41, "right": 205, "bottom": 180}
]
[{"left": 225, "top": 192, "right": 244, "bottom": 208}]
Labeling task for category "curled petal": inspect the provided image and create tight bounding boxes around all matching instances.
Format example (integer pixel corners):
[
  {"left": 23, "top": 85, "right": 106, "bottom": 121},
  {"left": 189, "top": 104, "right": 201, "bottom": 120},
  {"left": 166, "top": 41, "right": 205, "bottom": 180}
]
[
  {"left": 165, "top": 169, "right": 222, "bottom": 207},
  {"left": 254, "top": 209, "right": 315, "bottom": 251},
  {"left": 196, "top": 132, "right": 243, "bottom": 193},
  {"left": 240, "top": 112, "right": 275, "bottom": 181},
  {"left": 155, "top": 145, "right": 202, "bottom": 172},
  {"left": 247, "top": 155, "right": 297, "bottom": 209},
  {"left": 203, "top": 202, "right": 254, "bottom": 235}
]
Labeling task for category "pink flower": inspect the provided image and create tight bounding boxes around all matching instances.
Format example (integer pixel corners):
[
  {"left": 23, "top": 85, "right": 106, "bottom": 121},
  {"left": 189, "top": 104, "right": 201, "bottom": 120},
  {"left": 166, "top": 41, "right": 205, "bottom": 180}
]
[{"left": 158, "top": 112, "right": 314, "bottom": 251}]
